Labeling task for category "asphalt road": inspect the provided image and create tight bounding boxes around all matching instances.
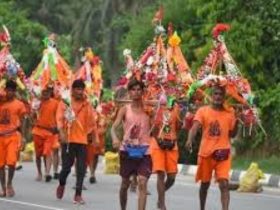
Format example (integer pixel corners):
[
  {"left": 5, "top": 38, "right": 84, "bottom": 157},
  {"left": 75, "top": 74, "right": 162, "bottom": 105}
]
[{"left": 0, "top": 162, "right": 279, "bottom": 210}]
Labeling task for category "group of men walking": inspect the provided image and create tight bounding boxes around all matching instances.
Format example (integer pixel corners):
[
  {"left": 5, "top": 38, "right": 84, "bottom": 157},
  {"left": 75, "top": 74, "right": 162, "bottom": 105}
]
[
  {"left": 112, "top": 79, "right": 238, "bottom": 210},
  {"left": 0, "top": 78, "right": 238, "bottom": 210}
]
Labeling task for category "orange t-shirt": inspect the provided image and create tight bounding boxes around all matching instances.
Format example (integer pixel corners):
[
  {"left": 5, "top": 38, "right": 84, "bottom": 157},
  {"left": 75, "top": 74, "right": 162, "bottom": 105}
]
[
  {"left": 56, "top": 98, "right": 95, "bottom": 145},
  {"left": 194, "top": 106, "right": 236, "bottom": 157},
  {"left": 151, "top": 105, "right": 180, "bottom": 150},
  {"left": 32, "top": 98, "right": 59, "bottom": 137},
  {"left": 154, "top": 106, "right": 180, "bottom": 141},
  {"left": 0, "top": 99, "right": 27, "bottom": 137}
]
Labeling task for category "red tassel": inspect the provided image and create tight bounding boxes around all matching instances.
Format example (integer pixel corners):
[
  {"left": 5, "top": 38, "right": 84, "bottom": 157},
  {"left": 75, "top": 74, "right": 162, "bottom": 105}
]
[
  {"left": 0, "top": 32, "right": 9, "bottom": 43},
  {"left": 212, "top": 23, "right": 230, "bottom": 39},
  {"left": 117, "top": 76, "right": 128, "bottom": 86}
]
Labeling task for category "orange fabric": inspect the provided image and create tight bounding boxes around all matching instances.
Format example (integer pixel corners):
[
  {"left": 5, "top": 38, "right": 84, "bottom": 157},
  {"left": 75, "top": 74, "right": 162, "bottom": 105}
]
[
  {"left": 89, "top": 134, "right": 105, "bottom": 155},
  {"left": 40, "top": 70, "right": 51, "bottom": 90},
  {"left": 57, "top": 53, "right": 72, "bottom": 87},
  {"left": 194, "top": 106, "right": 236, "bottom": 157},
  {"left": 33, "top": 134, "right": 55, "bottom": 157},
  {"left": 174, "top": 46, "right": 191, "bottom": 72},
  {"left": 86, "top": 112, "right": 106, "bottom": 167},
  {"left": 0, "top": 134, "right": 20, "bottom": 167},
  {"left": 195, "top": 156, "right": 231, "bottom": 182},
  {"left": 96, "top": 113, "right": 107, "bottom": 154},
  {"left": 86, "top": 144, "right": 95, "bottom": 165},
  {"left": 15, "top": 132, "right": 22, "bottom": 151},
  {"left": 52, "top": 135, "right": 60, "bottom": 149},
  {"left": 0, "top": 99, "right": 26, "bottom": 136},
  {"left": 86, "top": 143, "right": 102, "bottom": 165},
  {"left": 152, "top": 107, "right": 180, "bottom": 150},
  {"left": 56, "top": 98, "right": 95, "bottom": 145},
  {"left": 32, "top": 98, "right": 59, "bottom": 137},
  {"left": 226, "top": 83, "right": 247, "bottom": 105},
  {"left": 86, "top": 134, "right": 105, "bottom": 166},
  {"left": 86, "top": 116, "right": 104, "bottom": 165},
  {"left": 145, "top": 84, "right": 161, "bottom": 100},
  {"left": 151, "top": 143, "right": 179, "bottom": 173}
]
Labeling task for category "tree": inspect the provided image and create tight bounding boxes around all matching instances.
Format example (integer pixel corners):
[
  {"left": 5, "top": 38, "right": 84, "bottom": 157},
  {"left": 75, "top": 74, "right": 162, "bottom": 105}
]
[
  {"left": 16, "top": 0, "right": 156, "bottom": 85},
  {"left": 0, "top": 0, "right": 48, "bottom": 75}
]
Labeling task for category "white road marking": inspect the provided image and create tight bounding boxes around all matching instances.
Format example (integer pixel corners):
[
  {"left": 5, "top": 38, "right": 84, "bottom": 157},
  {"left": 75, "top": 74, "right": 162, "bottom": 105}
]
[
  {"left": 150, "top": 174, "right": 280, "bottom": 199},
  {"left": 0, "top": 198, "right": 64, "bottom": 210}
]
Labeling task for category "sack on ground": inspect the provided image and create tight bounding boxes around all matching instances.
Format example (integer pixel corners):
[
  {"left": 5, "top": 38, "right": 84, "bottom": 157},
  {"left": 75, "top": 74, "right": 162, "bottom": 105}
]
[
  {"left": 237, "top": 162, "right": 264, "bottom": 193},
  {"left": 104, "top": 151, "right": 120, "bottom": 174}
]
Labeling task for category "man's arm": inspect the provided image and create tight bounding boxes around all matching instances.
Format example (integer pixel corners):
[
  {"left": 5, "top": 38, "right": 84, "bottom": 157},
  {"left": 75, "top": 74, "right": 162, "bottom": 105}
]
[
  {"left": 149, "top": 107, "right": 160, "bottom": 138},
  {"left": 185, "top": 121, "right": 202, "bottom": 151},
  {"left": 20, "top": 115, "right": 29, "bottom": 150},
  {"left": 229, "top": 118, "right": 240, "bottom": 138},
  {"left": 174, "top": 105, "right": 182, "bottom": 131},
  {"left": 229, "top": 108, "right": 241, "bottom": 138},
  {"left": 89, "top": 109, "right": 100, "bottom": 145},
  {"left": 56, "top": 102, "right": 67, "bottom": 143},
  {"left": 18, "top": 101, "right": 29, "bottom": 150},
  {"left": 110, "top": 106, "right": 126, "bottom": 149}
]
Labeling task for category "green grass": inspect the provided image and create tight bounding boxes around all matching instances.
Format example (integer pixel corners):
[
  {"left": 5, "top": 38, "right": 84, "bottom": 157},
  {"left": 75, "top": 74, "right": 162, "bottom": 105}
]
[{"left": 232, "top": 155, "right": 280, "bottom": 175}]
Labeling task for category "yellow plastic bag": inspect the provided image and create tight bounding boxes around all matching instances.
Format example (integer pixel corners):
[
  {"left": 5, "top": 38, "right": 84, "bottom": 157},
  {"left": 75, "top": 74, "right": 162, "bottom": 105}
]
[
  {"left": 21, "top": 142, "right": 34, "bottom": 162},
  {"left": 237, "top": 162, "right": 264, "bottom": 193},
  {"left": 104, "top": 151, "right": 120, "bottom": 174},
  {"left": 25, "top": 142, "right": 35, "bottom": 153}
]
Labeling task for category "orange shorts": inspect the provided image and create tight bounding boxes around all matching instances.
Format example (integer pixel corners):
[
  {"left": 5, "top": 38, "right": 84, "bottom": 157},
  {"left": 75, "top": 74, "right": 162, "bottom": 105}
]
[
  {"left": 96, "top": 136, "right": 105, "bottom": 155},
  {"left": 52, "top": 135, "right": 60, "bottom": 150},
  {"left": 86, "top": 144, "right": 98, "bottom": 166},
  {"left": 0, "top": 134, "right": 19, "bottom": 167},
  {"left": 151, "top": 148, "right": 179, "bottom": 174},
  {"left": 33, "top": 134, "right": 55, "bottom": 157},
  {"left": 195, "top": 155, "right": 231, "bottom": 183}
]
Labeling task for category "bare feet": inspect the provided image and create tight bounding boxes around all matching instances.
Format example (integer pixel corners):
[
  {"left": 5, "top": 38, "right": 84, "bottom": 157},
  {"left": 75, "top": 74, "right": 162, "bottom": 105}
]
[
  {"left": 36, "top": 174, "right": 42, "bottom": 181},
  {"left": 157, "top": 202, "right": 166, "bottom": 210},
  {"left": 0, "top": 189, "right": 6, "bottom": 197},
  {"left": 6, "top": 186, "right": 15, "bottom": 197}
]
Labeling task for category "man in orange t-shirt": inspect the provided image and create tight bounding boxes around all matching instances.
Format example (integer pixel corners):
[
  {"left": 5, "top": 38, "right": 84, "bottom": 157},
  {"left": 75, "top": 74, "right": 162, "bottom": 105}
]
[
  {"left": 0, "top": 80, "right": 27, "bottom": 197},
  {"left": 86, "top": 110, "right": 106, "bottom": 184},
  {"left": 32, "top": 86, "right": 59, "bottom": 182},
  {"left": 151, "top": 100, "right": 180, "bottom": 210},
  {"left": 185, "top": 85, "right": 238, "bottom": 210},
  {"left": 56, "top": 79, "right": 96, "bottom": 205}
]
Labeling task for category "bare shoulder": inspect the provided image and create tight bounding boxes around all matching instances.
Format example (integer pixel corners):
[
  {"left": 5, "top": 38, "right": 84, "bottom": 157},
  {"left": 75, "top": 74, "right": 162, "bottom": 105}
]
[
  {"left": 118, "top": 105, "right": 127, "bottom": 115},
  {"left": 114, "top": 105, "right": 127, "bottom": 119}
]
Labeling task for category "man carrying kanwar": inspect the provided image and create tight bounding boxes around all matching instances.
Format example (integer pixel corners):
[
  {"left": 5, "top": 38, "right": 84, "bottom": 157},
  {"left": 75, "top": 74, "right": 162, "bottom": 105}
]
[
  {"left": 56, "top": 79, "right": 97, "bottom": 204},
  {"left": 185, "top": 84, "right": 239, "bottom": 210},
  {"left": 0, "top": 80, "right": 27, "bottom": 197},
  {"left": 111, "top": 79, "right": 152, "bottom": 210}
]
